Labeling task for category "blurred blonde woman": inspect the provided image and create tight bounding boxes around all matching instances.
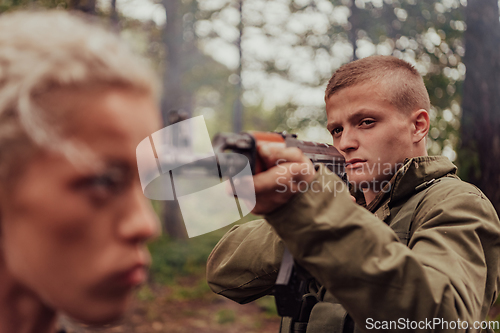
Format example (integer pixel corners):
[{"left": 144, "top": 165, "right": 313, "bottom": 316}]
[{"left": 0, "top": 10, "right": 162, "bottom": 333}]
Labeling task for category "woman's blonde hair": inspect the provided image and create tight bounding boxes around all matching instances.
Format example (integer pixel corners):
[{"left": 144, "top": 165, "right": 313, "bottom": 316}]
[{"left": 0, "top": 10, "right": 160, "bottom": 180}]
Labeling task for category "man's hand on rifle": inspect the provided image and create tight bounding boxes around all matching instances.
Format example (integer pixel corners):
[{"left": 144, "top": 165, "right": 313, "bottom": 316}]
[{"left": 251, "top": 142, "right": 316, "bottom": 215}]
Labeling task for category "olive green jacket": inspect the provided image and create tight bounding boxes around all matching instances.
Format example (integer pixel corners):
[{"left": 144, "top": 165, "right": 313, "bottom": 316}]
[{"left": 207, "top": 156, "right": 500, "bottom": 332}]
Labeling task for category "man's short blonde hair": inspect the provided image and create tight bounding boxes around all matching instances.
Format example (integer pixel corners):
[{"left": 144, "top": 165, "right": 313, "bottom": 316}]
[
  {"left": 0, "top": 10, "right": 160, "bottom": 180},
  {"left": 325, "top": 55, "right": 430, "bottom": 113}
]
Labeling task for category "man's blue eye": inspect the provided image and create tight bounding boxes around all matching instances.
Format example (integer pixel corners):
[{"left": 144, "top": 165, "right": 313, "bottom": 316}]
[{"left": 332, "top": 127, "right": 343, "bottom": 135}]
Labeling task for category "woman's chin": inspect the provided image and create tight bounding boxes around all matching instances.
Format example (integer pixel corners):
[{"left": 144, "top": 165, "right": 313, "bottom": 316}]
[{"left": 61, "top": 296, "right": 131, "bottom": 327}]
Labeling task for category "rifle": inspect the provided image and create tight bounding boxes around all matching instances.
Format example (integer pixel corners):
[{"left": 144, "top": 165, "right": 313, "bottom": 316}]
[
  {"left": 212, "top": 131, "right": 347, "bottom": 320},
  {"left": 212, "top": 131, "right": 346, "bottom": 179}
]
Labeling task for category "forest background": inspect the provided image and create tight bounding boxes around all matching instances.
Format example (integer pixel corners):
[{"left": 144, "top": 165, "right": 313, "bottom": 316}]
[{"left": 2, "top": 0, "right": 500, "bottom": 331}]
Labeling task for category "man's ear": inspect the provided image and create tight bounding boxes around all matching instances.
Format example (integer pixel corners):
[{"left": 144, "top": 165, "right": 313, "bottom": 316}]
[{"left": 412, "top": 109, "right": 430, "bottom": 144}]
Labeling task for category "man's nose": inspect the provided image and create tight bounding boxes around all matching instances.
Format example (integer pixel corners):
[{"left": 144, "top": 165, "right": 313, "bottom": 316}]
[
  {"left": 337, "top": 128, "right": 359, "bottom": 153},
  {"left": 118, "top": 186, "right": 161, "bottom": 243}
]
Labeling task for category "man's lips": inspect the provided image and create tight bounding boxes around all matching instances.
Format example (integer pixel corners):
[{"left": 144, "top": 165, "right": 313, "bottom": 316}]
[{"left": 346, "top": 159, "right": 366, "bottom": 169}]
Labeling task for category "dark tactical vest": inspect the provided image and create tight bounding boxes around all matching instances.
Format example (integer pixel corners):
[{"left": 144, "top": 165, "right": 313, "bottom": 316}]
[{"left": 279, "top": 178, "right": 455, "bottom": 333}]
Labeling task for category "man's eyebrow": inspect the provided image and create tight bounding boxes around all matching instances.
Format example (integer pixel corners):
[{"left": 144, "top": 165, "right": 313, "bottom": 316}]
[{"left": 327, "top": 122, "right": 340, "bottom": 133}]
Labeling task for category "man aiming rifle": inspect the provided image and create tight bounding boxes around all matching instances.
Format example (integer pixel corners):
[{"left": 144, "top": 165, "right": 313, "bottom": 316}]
[{"left": 206, "top": 55, "right": 500, "bottom": 333}]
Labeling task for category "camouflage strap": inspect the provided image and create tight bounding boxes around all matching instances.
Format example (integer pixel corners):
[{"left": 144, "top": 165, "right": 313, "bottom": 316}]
[{"left": 279, "top": 317, "right": 293, "bottom": 333}]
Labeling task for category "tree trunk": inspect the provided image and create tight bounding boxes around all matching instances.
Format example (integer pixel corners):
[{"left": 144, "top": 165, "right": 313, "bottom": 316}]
[
  {"left": 160, "top": 0, "right": 189, "bottom": 239},
  {"left": 348, "top": 0, "right": 361, "bottom": 60},
  {"left": 69, "top": 0, "right": 96, "bottom": 14},
  {"left": 110, "top": 0, "right": 119, "bottom": 30},
  {"left": 233, "top": 0, "right": 243, "bottom": 133},
  {"left": 161, "top": 0, "right": 184, "bottom": 122},
  {"left": 460, "top": 0, "right": 500, "bottom": 214}
]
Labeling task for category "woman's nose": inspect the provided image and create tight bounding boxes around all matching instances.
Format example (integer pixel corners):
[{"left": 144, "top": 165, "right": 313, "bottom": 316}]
[{"left": 117, "top": 186, "right": 161, "bottom": 244}]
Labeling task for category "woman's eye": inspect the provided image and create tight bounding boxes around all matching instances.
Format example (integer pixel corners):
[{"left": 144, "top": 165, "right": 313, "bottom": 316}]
[
  {"left": 72, "top": 166, "right": 130, "bottom": 204},
  {"left": 90, "top": 168, "right": 129, "bottom": 193},
  {"left": 89, "top": 175, "right": 119, "bottom": 191}
]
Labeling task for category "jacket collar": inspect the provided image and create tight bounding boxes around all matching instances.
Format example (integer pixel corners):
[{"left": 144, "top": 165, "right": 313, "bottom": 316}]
[
  {"left": 354, "top": 156, "right": 457, "bottom": 211},
  {"left": 390, "top": 156, "right": 457, "bottom": 203}
]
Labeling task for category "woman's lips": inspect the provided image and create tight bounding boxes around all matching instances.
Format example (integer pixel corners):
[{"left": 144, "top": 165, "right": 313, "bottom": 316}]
[
  {"left": 88, "top": 263, "right": 149, "bottom": 299},
  {"left": 113, "top": 264, "right": 148, "bottom": 287},
  {"left": 107, "top": 250, "right": 151, "bottom": 289}
]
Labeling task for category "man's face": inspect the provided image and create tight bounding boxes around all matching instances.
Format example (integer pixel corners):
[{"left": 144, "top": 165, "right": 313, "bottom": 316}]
[
  {"left": 325, "top": 81, "right": 414, "bottom": 190},
  {"left": 1, "top": 87, "right": 161, "bottom": 324}
]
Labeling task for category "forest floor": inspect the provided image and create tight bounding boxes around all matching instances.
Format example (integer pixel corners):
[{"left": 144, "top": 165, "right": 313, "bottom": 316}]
[
  {"left": 60, "top": 275, "right": 500, "bottom": 333},
  {"left": 61, "top": 276, "right": 281, "bottom": 333}
]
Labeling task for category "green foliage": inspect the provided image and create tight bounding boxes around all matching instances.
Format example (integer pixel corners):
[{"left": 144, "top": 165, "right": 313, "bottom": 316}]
[
  {"left": 216, "top": 309, "right": 236, "bottom": 324},
  {"left": 255, "top": 295, "right": 278, "bottom": 317},
  {"left": 0, "top": 0, "right": 68, "bottom": 13},
  {"left": 190, "top": 0, "right": 469, "bottom": 157},
  {"left": 148, "top": 232, "right": 220, "bottom": 284},
  {"left": 136, "top": 284, "right": 156, "bottom": 302},
  {"left": 167, "top": 278, "right": 213, "bottom": 301},
  {"left": 456, "top": 146, "right": 482, "bottom": 182},
  {"left": 148, "top": 213, "right": 259, "bottom": 284}
]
